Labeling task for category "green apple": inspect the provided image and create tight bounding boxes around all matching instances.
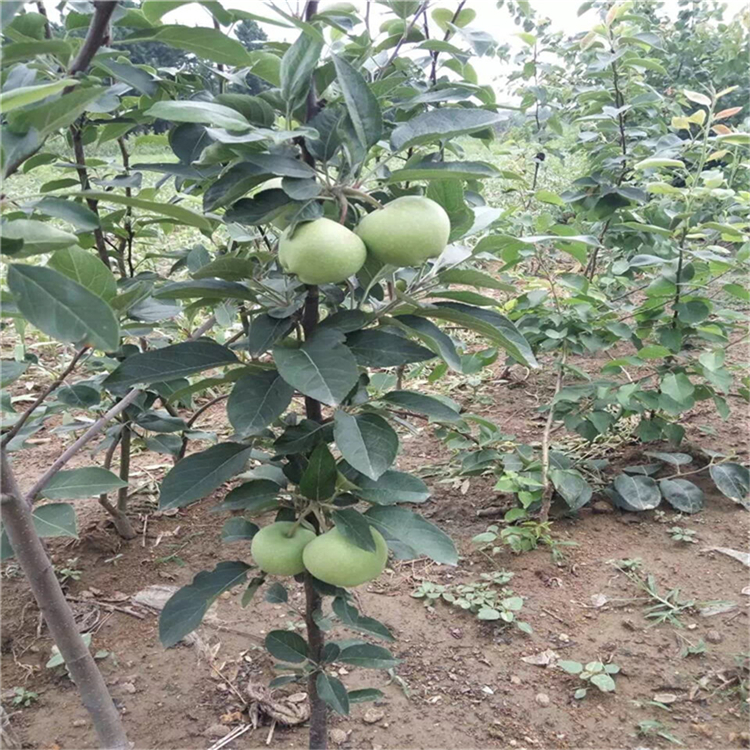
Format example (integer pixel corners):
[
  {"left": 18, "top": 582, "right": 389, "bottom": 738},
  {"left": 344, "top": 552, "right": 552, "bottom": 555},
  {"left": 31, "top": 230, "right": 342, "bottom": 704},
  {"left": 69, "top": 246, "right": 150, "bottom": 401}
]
[
  {"left": 303, "top": 526, "right": 388, "bottom": 587},
  {"left": 250, "top": 522, "right": 316, "bottom": 576},
  {"left": 355, "top": 196, "right": 450, "bottom": 267},
  {"left": 278, "top": 217, "right": 367, "bottom": 285}
]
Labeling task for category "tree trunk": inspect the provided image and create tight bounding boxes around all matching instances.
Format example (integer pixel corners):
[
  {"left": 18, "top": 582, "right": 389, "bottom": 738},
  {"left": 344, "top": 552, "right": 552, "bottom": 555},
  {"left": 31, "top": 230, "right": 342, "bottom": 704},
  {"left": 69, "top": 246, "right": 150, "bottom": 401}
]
[{"left": 0, "top": 451, "right": 129, "bottom": 750}]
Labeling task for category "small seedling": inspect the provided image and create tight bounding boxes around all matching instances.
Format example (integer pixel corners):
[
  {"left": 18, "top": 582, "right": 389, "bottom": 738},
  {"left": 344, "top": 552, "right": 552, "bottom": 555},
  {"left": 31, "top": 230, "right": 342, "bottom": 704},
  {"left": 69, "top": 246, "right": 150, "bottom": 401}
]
[
  {"left": 679, "top": 638, "right": 706, "bottom": 658},
  {"left": 667, "top": 526, "right": 697, "bottom": 544},
  {"left": 558, "top": 659, "right": 619, "bottom": 699},
  {"left": 11, "top": 687, "right": 38, "bottom": 707},
  {"left": 412, "top": 572, "right": 531, "bottom": 634},
  {"left": 473, "top": 519, "right": 576, "bottom": 562},
  {"left": 611, "top": 561, "right": 694, "bottom": 627},
  {"left": 637, "top": 720, "right": 684, "bottom": 746},
  {"left": 55, "top": 558, "right": 82, "bottom": 584},
  {"left": 47, "top": 634, "right": 106, "bottom": 677}
]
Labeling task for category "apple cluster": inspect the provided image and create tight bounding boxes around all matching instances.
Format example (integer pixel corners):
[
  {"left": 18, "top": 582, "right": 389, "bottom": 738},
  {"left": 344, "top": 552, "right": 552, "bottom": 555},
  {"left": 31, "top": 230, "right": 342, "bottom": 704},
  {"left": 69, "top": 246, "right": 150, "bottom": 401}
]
[
  {"left": 278, "top": 196, "right": 451, "bottom": 284},
  {"left": 251, "top": 521, "right": 389, "bottom": 587}
]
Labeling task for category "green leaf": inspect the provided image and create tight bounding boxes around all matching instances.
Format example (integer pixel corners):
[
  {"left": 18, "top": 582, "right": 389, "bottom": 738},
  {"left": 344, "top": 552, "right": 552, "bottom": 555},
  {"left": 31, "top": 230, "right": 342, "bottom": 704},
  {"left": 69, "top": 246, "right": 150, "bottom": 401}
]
[
  {"left": 0, "top": 79, "right": 78, "bottom": 112},
  {"left": 709, "top": 463, "right": 749, "bottom": 504},
  {"left": 47, "top": 247, "right": 116, "bottom": 302},
  {"left": 78, "top": 191, "right": 212, "bottom": 231},
  {"left": 381, "top": 391, "right": 460, "bottom": 422},
  {"left": 612, "top": 474, "right": 661, "bottom": 511},
  {"left": 221, "top": 517, "right": 260, "bottom": 543},
  {"left": 1, "top": 219, "right": 77, "bottom": 257},
  {"left": 104, "top": 341, "right": 238, "bottom": 390},
  {"left": 417, "top": 302, "right": 538, "bottom": 368},
  {"left": 215, "top": 479, "right": 280, "bottom": 513},
  {"left": 345, "top": 329, "right": 435, "bottom": 368},
  {"left": 338, "top": 643, "right": 399, "bottom": 669},
  {"left": 391, "top": 108, "right": 507, "bottom": 151},
  {"left": 224, "top": 189, "right": 293, "bottom": 226},
  {"left": 300, "top": 443, "right": 338, "bottom": 501},
  {"left": 8, "top": 264, "right": 119, "bottom": 351},
  {"left": 342, "top": 465, "right": 430, "bottom": 505},
  {"left": 40, "top": 467, "right": 126, "bottom": 500},
  {"left": 659, "top": 479, "right": 704, "bottom": 514},
  {"left": 332, "top": 508, "right": 377, "bottom": 552},
  {"left": 1, "top": 360, "right": 28, "bottom": 388},
  {"left": 589, "top": 673, "right": 616, "bottom": 692},
  {"left": 265, "top": 630, "right": 309, "bottom": 663},
  {"left": 247, "top": 313, "right": 294, "bottom": 356},
  {"left": 558, "top": 660, "right": 583, "bottom": 674},
  {"left": 332, "top": 54, "right": 382, "bottom": 150},
  {"left": 634, "top": 157, "right": 685, "bottom": 170},
  {"left": 280, "top": 31, "right": 324, "bottom": 111},
  {"left": 119, "top": 26, "right": 252, "bottom": 67},
  {"left": 661, "top": 373, "right": 694, "bottom": 404},
  {"left": 331, "top": 597, "right": 394, "bottom": 641},
  {"left": 93, "top": 58, "right": 157, "bottom": 97},
  {"left": 265, "top": 582, "right": 288, "bottom": 604},
  {"left": 385, "top": 160, "right": 501, "bottom": 183},
  {"left": 550, "top": 469, "right": 592, "bottom": 511},
  {"left": 153, "top": 280, "right": 255, "bottom": 302},
  {"left": 714, "top": 132, "right": 750, "bottom": 145},
  {"left": 146, "top": 100, "right": 251, "bottom": 132},
  {"left": 35, "top": 197, "right": 100, "bottom": 232},
  {"left": 365, "top": 506, "right": 457, "bottom": 564},
  {"left": 159, "top": 443, "right": 253, "bottom": 510},
  {"left": 7, "top": 85, "right": 105, "bottom": 138},
  {"left": 334, "top": 411, "right": 398, "bottom": 481},
  {"left": 394, "top": 314, "right": 462, "bottom": 371},
  {"left": 535, "top": 189, "right": 565, "bottom": 206},
  {"left": 316, "top": 673, "right": 349, "bottom": 715},
  {"left": 227, "top": 370, "right": 294, "bottom": 436},
  {"left": 644, "top": 451, "right": 692, "bottom": 466},
  {"left": 1, "top": 502, "right": 79, "bottom": 560},
  {"left": 159, "top": 561, "right": 250, "bottom": 647},
  {"left": 192, "top": 256, "right": 256, "bottom": 282},
  {"left": 437, "top": 268, "right": 514, "bottom": 292},
  {"left": 1, "top": 39, "right": 71, "bottom": 65},
  {"left": 274, "top": 336, "right": 359, "bottom": 407}
]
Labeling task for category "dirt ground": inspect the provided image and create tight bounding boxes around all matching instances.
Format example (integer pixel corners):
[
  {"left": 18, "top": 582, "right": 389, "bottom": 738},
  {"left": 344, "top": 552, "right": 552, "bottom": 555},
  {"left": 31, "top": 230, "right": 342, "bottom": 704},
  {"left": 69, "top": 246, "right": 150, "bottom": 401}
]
[{"left": 1, "top": 348, "right": 749, "bottom": 750}]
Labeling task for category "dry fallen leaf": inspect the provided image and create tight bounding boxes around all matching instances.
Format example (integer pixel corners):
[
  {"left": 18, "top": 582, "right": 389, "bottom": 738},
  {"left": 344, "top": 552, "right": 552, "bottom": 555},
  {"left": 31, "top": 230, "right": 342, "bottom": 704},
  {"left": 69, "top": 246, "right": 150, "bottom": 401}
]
[{"left": 521, "top": 649, "right": 560, "bottom": 667}]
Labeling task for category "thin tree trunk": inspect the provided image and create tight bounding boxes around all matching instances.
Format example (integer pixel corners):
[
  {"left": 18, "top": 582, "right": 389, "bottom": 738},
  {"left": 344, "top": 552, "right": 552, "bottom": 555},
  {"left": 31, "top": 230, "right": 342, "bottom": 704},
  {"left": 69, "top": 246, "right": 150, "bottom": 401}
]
[
  {"left": 300, "top": 6, "right": 326, "bottom": 747},
  {"left": 304, "top": 573, "right": 327, "bottom": 750},
  {"left": 98, "top": 430, "right": 136, "bottom": 540},
  {"left": 0, "top": 451, "right": 129, "bottom": 750}
]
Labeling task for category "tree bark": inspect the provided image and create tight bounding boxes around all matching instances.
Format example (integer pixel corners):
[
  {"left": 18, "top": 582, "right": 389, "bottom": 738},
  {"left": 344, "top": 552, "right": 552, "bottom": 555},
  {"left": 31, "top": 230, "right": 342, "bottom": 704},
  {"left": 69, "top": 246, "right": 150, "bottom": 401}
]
[{"left": 0, "top": 451, "right": 129, "bottom": 750}]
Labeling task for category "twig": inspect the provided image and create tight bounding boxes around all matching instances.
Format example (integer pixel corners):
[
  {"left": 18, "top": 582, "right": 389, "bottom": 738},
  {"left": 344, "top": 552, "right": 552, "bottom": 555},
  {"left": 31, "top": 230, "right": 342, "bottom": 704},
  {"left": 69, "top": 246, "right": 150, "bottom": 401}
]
[
  {"left": 376, "top": 1, "right": 430, "bottom": 80},
  {"left": 541, "top": 607, "right": 567, "bottom": 624},
  {"left": 66, "top": 597, "right": 145, "bottom": 620},
  {"left": 1, "top": 347, "right": 90, "bottom": 449},
  {"left": 539, "top": 346, "right": 567, "bottom": 523},
  {"left": 25, "top": 388, "right": 141, "bottom": 504},
  {"left": 189, "top": 315, "right": 217, "bottom": 340}
]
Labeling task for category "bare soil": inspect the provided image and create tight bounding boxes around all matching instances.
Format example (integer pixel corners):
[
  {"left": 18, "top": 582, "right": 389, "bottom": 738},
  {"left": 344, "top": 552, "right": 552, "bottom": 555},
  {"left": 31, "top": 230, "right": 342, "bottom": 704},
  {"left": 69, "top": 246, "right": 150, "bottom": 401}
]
[{"left": 2, "top": 350, "right": 749, "bottom": 750}]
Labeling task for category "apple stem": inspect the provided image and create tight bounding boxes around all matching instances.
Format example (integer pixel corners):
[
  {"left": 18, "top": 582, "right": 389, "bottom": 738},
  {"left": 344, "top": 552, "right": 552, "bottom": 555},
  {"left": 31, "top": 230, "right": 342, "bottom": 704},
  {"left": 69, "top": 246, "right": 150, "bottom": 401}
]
[{"left": 342, "top": 187, "right": 384, "bottom": 210}]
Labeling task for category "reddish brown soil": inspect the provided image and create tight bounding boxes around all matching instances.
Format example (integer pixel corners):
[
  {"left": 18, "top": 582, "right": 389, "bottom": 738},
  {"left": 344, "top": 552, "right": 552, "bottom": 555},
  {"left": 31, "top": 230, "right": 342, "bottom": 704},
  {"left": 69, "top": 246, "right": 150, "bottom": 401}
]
[{"left": 2, "top": 348, "right": 749, "bottom": 750}]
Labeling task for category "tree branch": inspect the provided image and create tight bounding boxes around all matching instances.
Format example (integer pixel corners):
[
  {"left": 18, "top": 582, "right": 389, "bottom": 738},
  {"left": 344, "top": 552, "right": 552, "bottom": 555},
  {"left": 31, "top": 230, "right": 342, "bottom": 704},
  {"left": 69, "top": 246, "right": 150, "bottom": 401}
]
[
  {"left": 1, "top": 347, "right": 90, "bottom": 450},
  {"left": 25, "top": 388, "right": 141, "bottom": 504},
  {"left": 1, "top": 450, "right": 129, "bottom": 750}
]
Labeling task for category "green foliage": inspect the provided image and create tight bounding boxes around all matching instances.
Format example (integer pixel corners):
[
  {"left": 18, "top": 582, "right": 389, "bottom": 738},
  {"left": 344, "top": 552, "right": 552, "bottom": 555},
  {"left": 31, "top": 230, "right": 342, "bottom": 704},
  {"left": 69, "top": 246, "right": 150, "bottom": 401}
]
[
  {"left": 412, "top": 571, "right": 532, "bottom": 634},
  {"left": 558, "top": 657, "right": 620, "bottom": 699},
  {"left": 2, "top": 0, "right": 748, "bottom": 739}
]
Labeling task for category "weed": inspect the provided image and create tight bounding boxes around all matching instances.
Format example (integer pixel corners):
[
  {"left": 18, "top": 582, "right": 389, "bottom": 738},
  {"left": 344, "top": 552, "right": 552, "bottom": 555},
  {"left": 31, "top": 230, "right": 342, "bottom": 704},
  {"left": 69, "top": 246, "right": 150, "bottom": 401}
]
[
  {"left": 558, "top": 659, "right": 620, "bottom": 699},
  {"left": 11, "top": 687, "right": 38, "bottom": 707},
  {"left": 55, "top": 558, "right": 82, "bottom": 584},
  {"left": 637, "top": 720, "right": 684, "bottom": 746},
  {"left": 412, "top": 572, "right": 531, "bottom": 634},
  {"left": 679, "top": 638, "right": 707, "bottom": 658},
  {"left": 667, "top": 526, "right": 697, "bottom": 544},
  {"left": 611, "top": 561, "right": 694, "bottom": 628},
  {"left": 473, "top": 518, "right": 576, "bottom": 562}
]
